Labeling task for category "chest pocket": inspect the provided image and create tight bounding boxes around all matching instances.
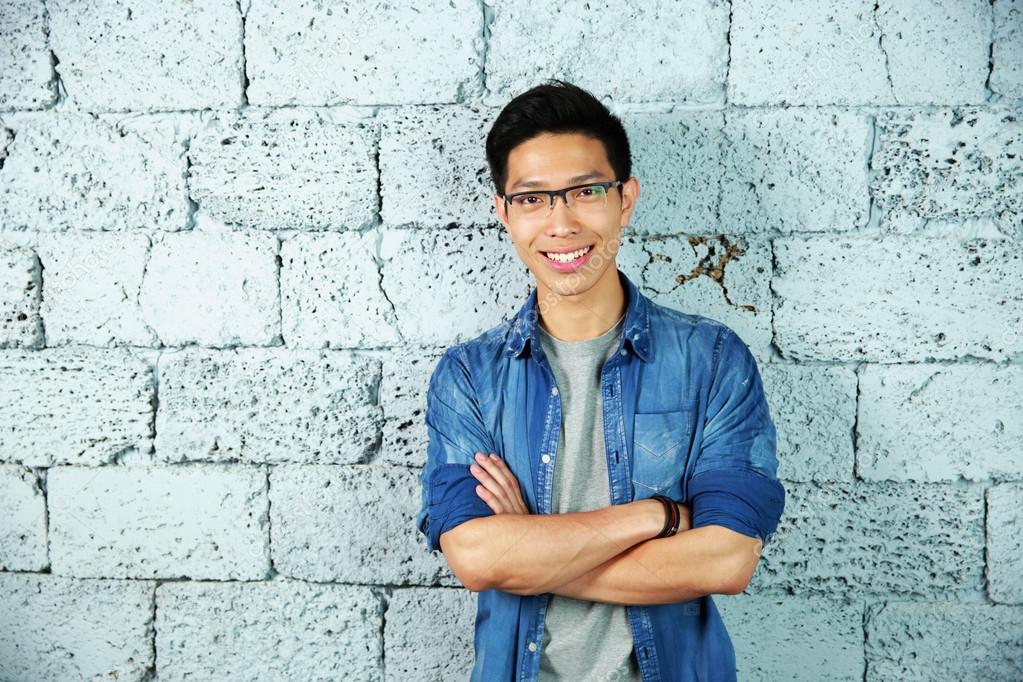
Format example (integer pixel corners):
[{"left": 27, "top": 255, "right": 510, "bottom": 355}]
[{"left": 632, "top": 409, "right": 694, "bottom": 496}]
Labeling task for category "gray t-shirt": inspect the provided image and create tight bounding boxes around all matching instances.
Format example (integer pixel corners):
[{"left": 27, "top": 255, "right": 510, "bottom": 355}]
[{"left": 537, "top": 313, "right": 642, "bottom": 682}]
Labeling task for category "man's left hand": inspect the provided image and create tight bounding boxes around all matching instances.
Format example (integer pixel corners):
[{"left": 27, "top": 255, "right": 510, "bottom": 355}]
[{"left": 470, "top": 451, "right": 530, "bottom": 515}]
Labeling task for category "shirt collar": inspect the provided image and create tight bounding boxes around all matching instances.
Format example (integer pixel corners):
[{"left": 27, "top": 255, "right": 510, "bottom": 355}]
[{"left": 503, "top": 268, "right": 652, "bottom": 362}]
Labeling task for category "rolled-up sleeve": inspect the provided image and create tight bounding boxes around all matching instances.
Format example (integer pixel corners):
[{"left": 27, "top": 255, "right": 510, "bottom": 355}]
[
  {"left": 689, "top": 326, "right": 785, "bottom": 546},
  {"left": 415, "top": 347, "right": 496, "bottom": 553}
]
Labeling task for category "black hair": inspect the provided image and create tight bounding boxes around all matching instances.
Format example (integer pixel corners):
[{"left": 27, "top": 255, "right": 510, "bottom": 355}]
[{"left": 485, "top": 79, "right": 632, "bottom": 197}]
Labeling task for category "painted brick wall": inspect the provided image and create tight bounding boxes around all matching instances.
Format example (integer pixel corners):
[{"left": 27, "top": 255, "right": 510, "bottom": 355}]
[{"left": 1, "top": 1, "right": 1021, "bottom": 680}]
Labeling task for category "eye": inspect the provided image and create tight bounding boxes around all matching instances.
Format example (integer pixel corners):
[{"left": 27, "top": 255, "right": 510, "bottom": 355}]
[
  {"left": 572, "top": 185, "right": 607, "bottom": 201},
  {"left": 512, "top": 194, "right": 544, "bottom": 206}
]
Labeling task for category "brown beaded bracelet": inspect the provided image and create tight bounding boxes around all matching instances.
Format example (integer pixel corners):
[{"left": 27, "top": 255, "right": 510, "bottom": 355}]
[{"left": 650, "top": 494, "right": 680, "bottom": 538}]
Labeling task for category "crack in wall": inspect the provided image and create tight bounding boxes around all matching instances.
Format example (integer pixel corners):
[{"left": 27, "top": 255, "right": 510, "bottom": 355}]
[
  {"left": 476, "top": 0, "right": 494, "bottom": 100},
  {"left": 872, "top": 2, "right": 898, "bottom": 103},
  {"left": 680, "top": 235, "right": 757, "bottom": 313},
  {"left": 371, "top": 229, "right": 404, "bottom": 345},
  {"left": 724, "top": 0, "right": 734, "bottom": 104},
  {"left": 905, "top": 370, "right": 941, "bottom": 402},
  {"left": 864, "top": 114, "right": 882, "bottom": 230},
  {"left": 236, "top": 0, "right": 250, "bottom": 108},
  {"left": 768, "top": 238, "right": 783, "bottom": 359},
  {"left": 643, "top": 235, "right": 756, "bottom": 313},
  {"left": 983, "top": 0, "right": 996, "bottom": 102}
]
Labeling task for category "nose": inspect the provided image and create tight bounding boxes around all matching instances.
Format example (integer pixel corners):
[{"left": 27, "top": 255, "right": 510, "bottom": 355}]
[{"left": 543, "top": 193, "right": 582, "bottom": 233}]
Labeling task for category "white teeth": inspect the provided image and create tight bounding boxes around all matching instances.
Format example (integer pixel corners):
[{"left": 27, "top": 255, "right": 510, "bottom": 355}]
[{"left": 545, "top": 246, "right": 591, "bottom": 263}]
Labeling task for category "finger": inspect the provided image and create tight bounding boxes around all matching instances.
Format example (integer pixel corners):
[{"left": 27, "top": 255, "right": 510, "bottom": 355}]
[
  {"left": 475, "top": 452, "right": 516, "bottom": 493},
  {"left": 482, "top": 454, "right": 531, "bottom": 514},
  {"left": 489, "top": 455, "right": 530, "bottom": 514},
  {"left": 470, "top": 462, "right": 499, "bottom": 489},
  {"left": 470, "top": 463, "right": 508, "bottom": 502},
  {"left": 472, "top": 459, "right": 518, "bottom": 509},
  {"left": 475, "top": 483, "right": 508, "bottom": 514}
]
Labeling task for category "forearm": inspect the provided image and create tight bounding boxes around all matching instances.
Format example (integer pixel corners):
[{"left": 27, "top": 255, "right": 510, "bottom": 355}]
[
  {"left": 540, "top": 525, "right": 757, "bottom": 605},
  {"left": 462, "top": 499, "right": 662, "bottom": 594}
]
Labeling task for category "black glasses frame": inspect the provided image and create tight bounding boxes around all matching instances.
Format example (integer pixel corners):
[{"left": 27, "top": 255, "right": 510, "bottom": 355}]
[{"left": 503, "top": 180, "right": 624, "bottom": 213}]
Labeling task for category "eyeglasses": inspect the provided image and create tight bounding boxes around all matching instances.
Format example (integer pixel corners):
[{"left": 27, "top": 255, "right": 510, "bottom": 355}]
[{"left": 503, "top": 180, "right": 623, "bottom": 221}]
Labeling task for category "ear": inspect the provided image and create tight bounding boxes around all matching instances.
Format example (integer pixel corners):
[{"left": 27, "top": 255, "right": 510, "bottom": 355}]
[
  {"left": 494, "top": 194, "right": 511, "bottom": 231},
  {"left": 618, "top": 177, "right": 640, "bottom": 227}
]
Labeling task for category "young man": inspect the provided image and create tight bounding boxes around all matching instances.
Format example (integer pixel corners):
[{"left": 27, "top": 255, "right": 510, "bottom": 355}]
[{"left": 415, "top": 79, "right": 785, "bottom": 682}]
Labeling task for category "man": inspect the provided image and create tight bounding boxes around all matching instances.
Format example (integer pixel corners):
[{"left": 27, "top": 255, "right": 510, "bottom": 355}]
[{"left": 415, "top": 79, "right": 785, "bottom": 682}]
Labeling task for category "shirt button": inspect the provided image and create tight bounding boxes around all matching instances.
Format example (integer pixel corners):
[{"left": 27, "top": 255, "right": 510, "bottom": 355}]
[
  {"left": 551, "top": 386, "right": 559, "bottom": 396},
  {"left": 528, "top": 642, "right": 537, "bottom": 652},
  {"left": 541, "top": 454, "right": 551, "bottom": 464},
  {"left": 620, "top": 347, "right": 628, "bottom": 355}
]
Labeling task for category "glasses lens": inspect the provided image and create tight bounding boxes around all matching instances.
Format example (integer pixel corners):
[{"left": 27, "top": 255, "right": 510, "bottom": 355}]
[
  {"left": 569, "top": 184, "right": 608, "bottom": 207},
  {"left": 508, "top": 193, "right": 549, "bottom": 217}
]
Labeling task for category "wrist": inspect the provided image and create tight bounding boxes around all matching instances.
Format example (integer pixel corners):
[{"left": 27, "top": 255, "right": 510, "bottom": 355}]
[{"left": 642, "top": 498, "right": 667, "bottom": 538}]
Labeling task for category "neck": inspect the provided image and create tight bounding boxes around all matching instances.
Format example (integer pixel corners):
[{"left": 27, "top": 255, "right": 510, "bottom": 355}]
[{"left": 535, "top": 266, "right": 627, "bottom": 341}]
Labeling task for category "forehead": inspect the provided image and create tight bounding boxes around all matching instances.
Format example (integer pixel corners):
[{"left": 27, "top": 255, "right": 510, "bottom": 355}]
[{"left": 505, "top": 133, "right": 614, "bottom": 190}]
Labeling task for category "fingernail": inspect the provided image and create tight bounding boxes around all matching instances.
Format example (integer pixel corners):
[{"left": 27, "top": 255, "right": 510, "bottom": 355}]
[{"left": 490, "top": 454, "right": 499, "bottom": 460}]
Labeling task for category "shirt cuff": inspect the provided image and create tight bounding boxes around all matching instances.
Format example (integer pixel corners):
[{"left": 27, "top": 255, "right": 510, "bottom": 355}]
[
  {"left": 688, "top": 467, "right": 786, "bottom": 545},
  {"left": 425, "top": 463, "right": 495, "bottom": 552}
]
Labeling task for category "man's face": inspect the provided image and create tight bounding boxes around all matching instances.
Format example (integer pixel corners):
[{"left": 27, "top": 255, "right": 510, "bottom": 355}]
[{"left": 494, "top": 132, "right": 639, "bottom": 298}]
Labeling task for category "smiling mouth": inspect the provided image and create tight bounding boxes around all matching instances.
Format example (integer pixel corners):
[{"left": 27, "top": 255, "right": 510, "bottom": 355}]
[{"left": 542, "top": 245, "right": 594, "bottom": 263}]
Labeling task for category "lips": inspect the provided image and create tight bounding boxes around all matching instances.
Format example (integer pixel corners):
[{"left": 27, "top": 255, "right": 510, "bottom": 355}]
[
  {"left": 542, "top": 245, "right": 593, "bottom": 261},
  {"left": 540, "top": 244, "right": 595, "bottom": 272}
]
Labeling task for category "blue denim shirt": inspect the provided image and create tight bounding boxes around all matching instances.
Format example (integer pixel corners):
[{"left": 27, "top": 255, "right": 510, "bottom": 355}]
[{"left": 415, "top": 268, "right": 785, "bottom": 682}]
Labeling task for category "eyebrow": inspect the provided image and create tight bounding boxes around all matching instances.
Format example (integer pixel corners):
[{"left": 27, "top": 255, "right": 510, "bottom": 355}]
[{"left": 509, "top": 171, "right": 609, "bottom": 191}]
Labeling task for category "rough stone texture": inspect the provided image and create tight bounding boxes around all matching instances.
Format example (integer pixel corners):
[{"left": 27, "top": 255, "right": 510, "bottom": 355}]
[
  {"left": 715, "top": 594, "right": 864, "bottom": 681},
  {"left": 772, "top": 238, "right": 1023, "bottom": 361},
  {"left": 728, "top": 0, "right": 891, "bottom": 105},
  {"left": 270, "top": 464, "right": 458, "bottom": 587},
  {"left": 865, "top": 602, "right": 1023, "bottom": 680},
  {"left": 871, "top": 107, "right": 1023, "bottom": 236},
  {"left": 379, "top": 348, "right": 445, "bottom": 467},
  {"left": 379, "top": 106, "right": 498, "bottom": 227},
  {"left": 857, "top": 364, "right": 1023, "bottom": 481},
  {"left": 759, "top": 364, "right": 857, "bottom": 482},
  {"left": 0, "top": 464, "right": 47, "bottom": 570},
  {"left": 189, "top": 110, "right": 378, "bottom": 231},
  {"left": 719, "top": 109, "right": 871, "bottom": 233},
  {"left": 0, "top": 113, "right": 190, "bottom": 231},
  {"left": 48, "top": 464, "right": 270, "bottom": 579},
  {"left": 992, "top": 0, "right": 1023, "bottom": 101},
  {"left": 245, "top": 0, "right": 481, "bottom": 107},
  {"left": 0, "top": 244, "right": 42, "bottom": 348},
  {"left": 36, "top": 232, "right": 158, "bottom": 346},
  {"left": 988, "top": 483, "right": 1023, "bottom": 604},
  {"left": 630, "top": 235, "right": 772, "bottom": 360},
  {"left": 876, "top": 0, "right": 992, "bottom": 105},
  {"left": 157, "top": 579, "right": 383, "bottom": 681},
  {"left": 0, "top": 0, "right": 55, "bottom": 110},
  {"left": 750, "top": 481, "right": 986, "bottom": 598},
  {"left": 156, "top": 348, "right": 383, "bottom": 465},
  {"left": 385, "top": 587, "right": 477, "bottom": 681},
  {"left": 486, "top": 0, "right": 730, "bottom": 104},
  {"left": 0, "top": 347, "right": 153, "bottom": 466},
  {"left": 1, "top": 4, "right": 1019, "bottom": 674},
  {"left": 623, "top": 110, "right": 723, "bottom": 235},
  {"left": 138, "top": 228, "right": 280, "bottom": 346},
  {"left": 380, "top": 227, "right": 532, "bottom": 346},
  {"left": 0, "top": 573, "right": 154, "bottom": 682},
  {"left": 49, "top": 0, "right": 242, "bottom": 111},
  {"left": 281, "top": 230, "right": 401, "bottom": 348}
]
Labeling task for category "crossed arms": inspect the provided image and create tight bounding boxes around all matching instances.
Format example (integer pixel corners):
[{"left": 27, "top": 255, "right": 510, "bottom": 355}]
[
  {"left": 416, "top": 328, "right": 785, "bottom": 606},
  {"left": 441, "top": 490, "right": 765, "bottom": 604}
]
